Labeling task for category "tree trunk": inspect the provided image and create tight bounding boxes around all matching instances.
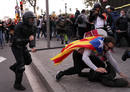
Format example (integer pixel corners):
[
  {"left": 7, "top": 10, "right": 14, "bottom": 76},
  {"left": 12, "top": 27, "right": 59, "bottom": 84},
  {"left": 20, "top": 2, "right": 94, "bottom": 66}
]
[{"left": 33, "top": 6, "right": 37, "bottom": 15}]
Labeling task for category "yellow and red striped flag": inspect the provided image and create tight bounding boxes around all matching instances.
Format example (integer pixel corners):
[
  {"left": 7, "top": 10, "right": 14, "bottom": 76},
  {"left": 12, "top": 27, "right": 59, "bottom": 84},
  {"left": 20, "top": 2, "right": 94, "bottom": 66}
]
[{"left": 51, "top": 36, "right": 102, "bottom": 65}]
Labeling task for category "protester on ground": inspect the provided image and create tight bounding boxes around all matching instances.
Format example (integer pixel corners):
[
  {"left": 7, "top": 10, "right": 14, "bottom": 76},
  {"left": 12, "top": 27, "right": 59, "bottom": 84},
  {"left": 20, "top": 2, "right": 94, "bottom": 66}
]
[{"left": 51, "top": 35, "right": 129, "bottom": 87}]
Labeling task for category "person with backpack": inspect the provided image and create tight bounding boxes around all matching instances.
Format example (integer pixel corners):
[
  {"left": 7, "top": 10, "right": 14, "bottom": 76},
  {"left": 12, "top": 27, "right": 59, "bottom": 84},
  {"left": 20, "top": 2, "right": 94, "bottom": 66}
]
[
  {"left": 56, "top": 15, "right": 68, "bottom": 44},
  {"left": 75, "top": 9, "right": 88, "bottom": 39}
]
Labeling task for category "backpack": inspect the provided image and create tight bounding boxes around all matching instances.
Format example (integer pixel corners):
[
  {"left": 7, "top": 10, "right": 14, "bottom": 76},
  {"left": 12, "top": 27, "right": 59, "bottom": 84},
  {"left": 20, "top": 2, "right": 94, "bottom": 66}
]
[
  {"left": 77, "top": 15, "right": 84, "bottom": 24},
  {"left": 57, "top": 19, "right": 65, "bottom": 28}
]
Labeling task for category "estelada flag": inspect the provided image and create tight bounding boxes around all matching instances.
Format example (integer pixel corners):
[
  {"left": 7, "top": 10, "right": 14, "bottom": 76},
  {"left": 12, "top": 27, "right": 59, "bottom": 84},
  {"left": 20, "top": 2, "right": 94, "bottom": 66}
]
[{"left": 51, "top": 36, "right": 104, "bottom": 65}]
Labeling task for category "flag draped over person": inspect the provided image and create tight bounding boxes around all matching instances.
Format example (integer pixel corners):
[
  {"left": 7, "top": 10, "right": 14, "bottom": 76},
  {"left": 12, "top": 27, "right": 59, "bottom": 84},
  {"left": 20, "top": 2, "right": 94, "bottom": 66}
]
[{"left": 51, "top": 36, "right": 104, "bottom": 65}]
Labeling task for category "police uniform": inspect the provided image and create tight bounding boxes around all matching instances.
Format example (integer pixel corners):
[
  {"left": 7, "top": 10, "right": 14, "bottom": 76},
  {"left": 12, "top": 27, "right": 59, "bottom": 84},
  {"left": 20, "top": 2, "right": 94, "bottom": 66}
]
[{"left": 10, "top": 11, "right": 36, "bottom": 90}]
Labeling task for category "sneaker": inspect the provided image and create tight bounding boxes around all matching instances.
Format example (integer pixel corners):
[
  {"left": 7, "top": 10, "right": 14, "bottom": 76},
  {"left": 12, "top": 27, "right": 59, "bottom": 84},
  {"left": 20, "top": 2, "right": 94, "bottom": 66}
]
[
  {"left": 56, "top": 71, "right": 64, "bottom": 81},
  {"left": 122, "top": 50, "right": 128, "bottom": 61},
  {"left": 14, "top": 84, "right": 26, "bottom": 91}
]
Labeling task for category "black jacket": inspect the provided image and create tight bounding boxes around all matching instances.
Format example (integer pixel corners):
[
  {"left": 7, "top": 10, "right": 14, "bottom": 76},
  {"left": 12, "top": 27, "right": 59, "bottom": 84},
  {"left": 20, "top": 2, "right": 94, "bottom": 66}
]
[
  {"left": 12, "top": 22, "right": 36, "bottom": 48},
  {"left": 116, "top": 16, "right": 128, "bottom": 31}
]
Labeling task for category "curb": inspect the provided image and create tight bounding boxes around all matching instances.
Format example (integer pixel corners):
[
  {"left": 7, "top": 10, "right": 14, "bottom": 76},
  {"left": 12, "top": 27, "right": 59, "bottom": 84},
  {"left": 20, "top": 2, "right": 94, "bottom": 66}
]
[{"left": 31, "top": 53, "right": 66, "bottom": 92}]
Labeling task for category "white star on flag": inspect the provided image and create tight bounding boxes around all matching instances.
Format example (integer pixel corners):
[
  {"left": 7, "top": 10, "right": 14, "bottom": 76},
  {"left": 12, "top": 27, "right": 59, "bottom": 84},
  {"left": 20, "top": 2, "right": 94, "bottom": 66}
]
[{"left": 98, "top": 39, "right": 103, "bottom": 49}]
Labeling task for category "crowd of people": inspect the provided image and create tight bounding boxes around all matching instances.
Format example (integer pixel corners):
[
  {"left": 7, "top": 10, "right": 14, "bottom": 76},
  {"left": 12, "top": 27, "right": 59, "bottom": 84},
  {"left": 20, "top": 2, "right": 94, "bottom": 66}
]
[
  {"left": 0, "top": 18, "right": 15, "bottom": 49},
  {"left": 0, "top": 2, "right": 130, "bottom": 91},
  {"left": 35, "top": 3, "right": 130, "bottom": 47},
  {"left": 0, "top": 3, "right": 130, "bottom": 49}
]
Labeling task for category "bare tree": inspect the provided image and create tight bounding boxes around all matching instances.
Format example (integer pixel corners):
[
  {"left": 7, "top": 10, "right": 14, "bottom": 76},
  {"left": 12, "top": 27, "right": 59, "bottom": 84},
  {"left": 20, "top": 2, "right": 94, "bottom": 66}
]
[
  {"left": 23, "top": 0, "right": 37, "bottom": 14},
  {"left": 100, "top": 0, "right": 130, "bottom": 8},
  {"left": 84, "top": 0, "right": 99, "bottom": 8}
]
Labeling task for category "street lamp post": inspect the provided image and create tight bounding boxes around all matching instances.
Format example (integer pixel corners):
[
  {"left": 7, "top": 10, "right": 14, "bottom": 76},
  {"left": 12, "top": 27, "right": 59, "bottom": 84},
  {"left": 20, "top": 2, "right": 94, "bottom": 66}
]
[{"left": 46, "top": 0, "right": 50, "bottom": 48}]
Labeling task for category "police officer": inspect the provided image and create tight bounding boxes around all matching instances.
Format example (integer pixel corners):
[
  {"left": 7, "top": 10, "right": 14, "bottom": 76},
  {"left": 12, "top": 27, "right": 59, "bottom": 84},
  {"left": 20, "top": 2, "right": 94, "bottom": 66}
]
[{"left": 9, "top": 11, "right": 36, "bottom": 90}]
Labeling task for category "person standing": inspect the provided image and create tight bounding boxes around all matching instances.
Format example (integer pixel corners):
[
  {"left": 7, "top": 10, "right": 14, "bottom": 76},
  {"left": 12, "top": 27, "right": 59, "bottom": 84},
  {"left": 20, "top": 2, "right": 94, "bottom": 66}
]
[
  {"left": 116, "top": 10, "right": 130, "bottom": 47},
  {"left": 9, "top": 11, "right": 37, "bottom": 91},
  {"left": 37, "top": 16, "right": 43, "bottom": 39},
  {"left": 75, "top": 9, "right": 88, "bottom": 39},
  {"left": 0, "top": 20, "right": 4, "bottom": 48}
]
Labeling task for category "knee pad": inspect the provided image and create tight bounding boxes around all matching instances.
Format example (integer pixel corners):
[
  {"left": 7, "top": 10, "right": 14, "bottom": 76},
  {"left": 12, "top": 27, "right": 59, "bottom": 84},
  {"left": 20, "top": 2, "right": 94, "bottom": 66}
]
[{"left": 16, "top": 66, "right": 25, "bottom": 73}]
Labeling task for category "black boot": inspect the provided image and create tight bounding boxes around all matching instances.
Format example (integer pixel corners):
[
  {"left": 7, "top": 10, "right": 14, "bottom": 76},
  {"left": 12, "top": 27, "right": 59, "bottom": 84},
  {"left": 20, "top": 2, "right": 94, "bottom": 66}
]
[
  {"left": 14, "top": 73, "right": 26, "bottom": 90},
  {"left": 14, "top": 84, "right": 26, "bottom": 91},
  {"left": 56, "top": 71, "right": 64, "bottom": 81},
  {"left": 122, "top": 50, "right": 129, "bottom": 61}
]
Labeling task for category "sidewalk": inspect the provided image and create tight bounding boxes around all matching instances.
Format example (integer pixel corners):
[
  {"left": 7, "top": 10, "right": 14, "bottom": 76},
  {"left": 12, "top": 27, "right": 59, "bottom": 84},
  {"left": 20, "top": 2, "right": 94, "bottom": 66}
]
[{"left": 31, "top": 38, "right": 130, "bottom": 92}]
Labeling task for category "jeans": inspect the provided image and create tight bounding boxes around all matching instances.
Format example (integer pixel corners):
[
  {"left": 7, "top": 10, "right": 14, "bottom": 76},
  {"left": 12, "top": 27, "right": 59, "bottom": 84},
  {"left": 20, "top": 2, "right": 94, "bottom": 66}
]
[{"left": 0, "top": 30, "right": 4, "bottom": 46}]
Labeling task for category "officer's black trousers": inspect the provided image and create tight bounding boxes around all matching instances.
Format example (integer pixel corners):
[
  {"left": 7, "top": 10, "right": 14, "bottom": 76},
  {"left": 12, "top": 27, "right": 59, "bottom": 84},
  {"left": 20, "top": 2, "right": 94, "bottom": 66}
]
[{"left": 11, "top": 46, "right": 32, "bottom": 84}]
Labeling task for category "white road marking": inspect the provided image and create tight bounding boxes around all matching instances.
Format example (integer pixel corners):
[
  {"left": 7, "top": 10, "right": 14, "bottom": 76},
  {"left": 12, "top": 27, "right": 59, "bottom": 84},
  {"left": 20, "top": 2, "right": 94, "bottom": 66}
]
[{"left": 0, "top": 56, "right": 7, "bottom": 63}]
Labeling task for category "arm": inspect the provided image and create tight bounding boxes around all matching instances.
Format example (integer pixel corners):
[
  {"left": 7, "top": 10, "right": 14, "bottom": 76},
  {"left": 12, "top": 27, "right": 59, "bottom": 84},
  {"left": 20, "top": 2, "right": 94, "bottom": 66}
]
[
  {"left": 82, "top": 49, "right": 97, "bottom": 71},
  {"left": 29, "top": 26, "right": 37, "bottom": 52},
  {"left": 82, "top": 49, "right": 107, "bottom": 73},
  {"left": 106, "top": 51, "right": 127, "bottom": 78},
  {"left": 106, "top": 51, "right": 120, "bottom": 73}
]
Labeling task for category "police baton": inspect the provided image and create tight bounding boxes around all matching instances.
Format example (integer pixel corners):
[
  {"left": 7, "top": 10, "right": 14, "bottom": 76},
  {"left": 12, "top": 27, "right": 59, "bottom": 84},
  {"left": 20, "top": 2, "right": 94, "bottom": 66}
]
[{"left": 29, "top": 46, "right": 65, "bottom": 52}]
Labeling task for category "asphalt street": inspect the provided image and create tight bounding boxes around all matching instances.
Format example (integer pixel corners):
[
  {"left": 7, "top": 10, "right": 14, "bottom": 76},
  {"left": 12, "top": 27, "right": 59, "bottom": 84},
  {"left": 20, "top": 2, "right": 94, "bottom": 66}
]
[{"left": 0, "top": 45, "right": 33, "bottom": 92}]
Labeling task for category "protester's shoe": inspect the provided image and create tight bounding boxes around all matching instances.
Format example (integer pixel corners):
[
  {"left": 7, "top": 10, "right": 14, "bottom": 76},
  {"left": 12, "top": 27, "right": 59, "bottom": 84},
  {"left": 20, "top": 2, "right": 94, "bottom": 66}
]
[
  {"left": 56, "top": 71, "right": 64, "bottom": 81},
  {"left": 14, "top": 84, "right": 26, "bottom": 91},
  {"left": 122, "top": 50, "right": 128, "bottom": 61}
]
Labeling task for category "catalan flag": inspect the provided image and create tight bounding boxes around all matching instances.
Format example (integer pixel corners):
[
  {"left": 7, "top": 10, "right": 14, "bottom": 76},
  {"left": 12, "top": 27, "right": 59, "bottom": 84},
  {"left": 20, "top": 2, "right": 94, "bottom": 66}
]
[{"left": 51, "top": 36, "right": 104, "bottom": 65}]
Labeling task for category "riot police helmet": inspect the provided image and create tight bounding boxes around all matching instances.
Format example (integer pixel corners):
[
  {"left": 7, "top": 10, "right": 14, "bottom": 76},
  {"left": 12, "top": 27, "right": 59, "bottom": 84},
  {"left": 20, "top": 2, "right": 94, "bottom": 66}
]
[{"left": 22, "top": 11, "right": 36, "bottom": 26}]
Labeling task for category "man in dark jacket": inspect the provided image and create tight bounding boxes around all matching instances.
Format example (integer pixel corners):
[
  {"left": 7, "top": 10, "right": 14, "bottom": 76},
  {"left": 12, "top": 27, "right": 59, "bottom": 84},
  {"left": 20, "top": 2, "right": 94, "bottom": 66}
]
[
  {"left": 116, "top": 10, "right": 130, "bottom": 47},
  {"left": 10, "top": 11, "right": 36, "bottom": 90},
  {"left": 75, "top": 9, "right": 88, "bottom": 39}
]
